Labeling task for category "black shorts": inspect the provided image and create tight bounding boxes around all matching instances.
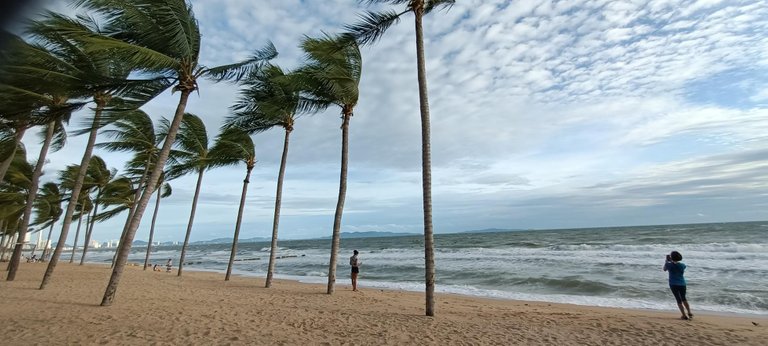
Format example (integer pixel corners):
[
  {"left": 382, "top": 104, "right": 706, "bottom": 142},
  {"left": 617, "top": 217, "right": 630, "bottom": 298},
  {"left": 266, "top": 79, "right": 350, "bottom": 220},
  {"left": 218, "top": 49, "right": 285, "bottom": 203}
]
[
  {"left": 670, "top": 285, "right": 687, "bottom": 304},
  {"left": 351, "top": 267, "right": 359, "bottom": 274}
]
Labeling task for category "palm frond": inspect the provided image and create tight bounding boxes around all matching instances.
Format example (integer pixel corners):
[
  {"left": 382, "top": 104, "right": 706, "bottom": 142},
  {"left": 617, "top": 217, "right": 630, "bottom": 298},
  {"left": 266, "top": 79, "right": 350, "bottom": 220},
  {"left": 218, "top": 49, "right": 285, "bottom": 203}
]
[
  {"left": 203, "top": 41, "right": 278, "bottom": 82},
  {"left": 342, "top": 10, "right": 405, "bottom": 46}
]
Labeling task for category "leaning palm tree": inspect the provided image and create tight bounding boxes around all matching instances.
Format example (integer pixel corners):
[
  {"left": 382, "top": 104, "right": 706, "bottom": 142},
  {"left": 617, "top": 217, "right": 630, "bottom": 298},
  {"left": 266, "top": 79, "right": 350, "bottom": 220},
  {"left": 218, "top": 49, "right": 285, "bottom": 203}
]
[
  {"left": 344, "top": 0, "right": 455, "bottom": 316},
  {"left": 6, "top": 118, "right": 71, "bottom": 281},
  {"left": 296, "top": 35, "right": 362, "bottom": 294},
  {"left": 225, "top": 63, "right": 303, "bottom": 288},
  {"left": 169, "top": 113, "right": 241, "bottom": 276},
  {"left": 0, "top": 147, "right": 34, "bottom": 265},
  {"left": 28, "top": 12, "right": 169, "bottom": 289},
  {"left": 77, "top": 156, "right": 116, "bottom": 264},
  {"left": 32, "top": 182, "right": 63, "bottom": 262},
  {"left": 210, "top": 128, "right": 257, "bottom": 281},
  {"left": 68, "top": 0, "right": 276, "bottom": 305},
  {"left": 142, "top": 179, "right": 171, "bottom": 270}
]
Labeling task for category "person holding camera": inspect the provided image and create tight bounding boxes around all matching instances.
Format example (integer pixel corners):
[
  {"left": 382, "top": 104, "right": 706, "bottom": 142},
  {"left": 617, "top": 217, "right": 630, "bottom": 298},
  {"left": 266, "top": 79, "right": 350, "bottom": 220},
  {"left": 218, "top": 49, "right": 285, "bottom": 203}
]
[{"left": 664, "top": 251, "right": 693, "bottom": 320}]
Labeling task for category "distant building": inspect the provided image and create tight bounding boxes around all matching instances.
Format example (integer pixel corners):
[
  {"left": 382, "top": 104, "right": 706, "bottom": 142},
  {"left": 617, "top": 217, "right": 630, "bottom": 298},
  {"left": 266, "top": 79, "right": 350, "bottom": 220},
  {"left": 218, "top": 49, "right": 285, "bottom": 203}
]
[
  {"left": 89, "top": 240, "right": 101, "bottom": 249},
  {"left": 102, "top": 240, "right": 120, "bottom": 248}
]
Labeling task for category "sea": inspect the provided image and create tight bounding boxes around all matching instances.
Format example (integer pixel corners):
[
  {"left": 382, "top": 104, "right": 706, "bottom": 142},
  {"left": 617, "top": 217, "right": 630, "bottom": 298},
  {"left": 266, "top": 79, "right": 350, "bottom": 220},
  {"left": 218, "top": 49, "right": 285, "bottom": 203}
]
[{"left": 81, "top": 221, "right": 768, "bottom": 316}]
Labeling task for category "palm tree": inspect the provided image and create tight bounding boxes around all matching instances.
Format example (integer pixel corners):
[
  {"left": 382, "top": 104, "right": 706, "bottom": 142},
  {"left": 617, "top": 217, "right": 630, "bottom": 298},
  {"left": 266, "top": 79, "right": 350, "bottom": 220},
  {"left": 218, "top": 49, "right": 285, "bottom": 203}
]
[
  {"left": 32, "top": 182, "right": 63, "bottom": 262},
  {"left": 26, "top": 12, "right": 169, "bottom": 290},
  {"left": 96, "top": 109, "right": 165, "bottom": 268},
  {"left": 7, "top": 118, "right": 71, "bottom": 281},
  {"left": 58, "top": 163, "right": 95, "bottom": 263},
  {"left": 142, "top": 180, "right": 171, "bottom": 270},
  {"left": 77, "top": 156, "right": 116, "bottom": 264},
  {"left": 0, "top": 147, "right": 33, "bottom": 265},
  {"left": 209, "top": 128, "right": 256, "bottom": 281},
  {"left": 68, "top": 0, "right": 276, "bottom": 305},
  {"left": 344, "top": 0, "right": 455, "bottom": 316},
  {"left": 225, "top": 63, "right": 302, "bottom": 287},
  {"left": 169, "top": 113, "right": 241, "bottom": 276},
  {"left": 295, "top": 35, "right": 362, "bottom": 294}
]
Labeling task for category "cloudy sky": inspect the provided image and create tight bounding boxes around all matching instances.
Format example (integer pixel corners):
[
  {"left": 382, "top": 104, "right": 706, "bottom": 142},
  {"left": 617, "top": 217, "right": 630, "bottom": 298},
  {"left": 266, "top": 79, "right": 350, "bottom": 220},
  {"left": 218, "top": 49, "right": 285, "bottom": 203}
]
[{"left": 18, "top": 0, "right": 768, "bottom": 243}]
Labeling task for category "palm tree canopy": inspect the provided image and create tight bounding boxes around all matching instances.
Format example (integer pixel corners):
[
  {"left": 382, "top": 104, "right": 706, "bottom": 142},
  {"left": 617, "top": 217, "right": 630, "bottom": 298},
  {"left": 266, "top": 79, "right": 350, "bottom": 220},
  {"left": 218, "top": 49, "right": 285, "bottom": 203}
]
[
  {"left": 32, "top": 182, "right": 63, "bottom": 228},
  {"left": 0, "top": 147, "right": 33, "bottom": 221},
  {"left": 96, "top": 109, "right": 158, "bottom": 155},
  {"left": 344, "top": 0, "right": 455, "bottom": 45},
  {"left": 167, "top": 113, "right": 241, "bottom": 179},
  {"left": 226, "top": 64, "right": 303, "bottom": 134},
  {"left": 298, "top": 35, "right": 362, "bottom": 114},
  {"left": 209, "top": 127, "right": 256, "bottom": 169},
  {"left": 68, "top": 0, "right": 277, "bottom": 92},
  {"left": 94, "top": 176, "right": 134, "bottom": 222}
]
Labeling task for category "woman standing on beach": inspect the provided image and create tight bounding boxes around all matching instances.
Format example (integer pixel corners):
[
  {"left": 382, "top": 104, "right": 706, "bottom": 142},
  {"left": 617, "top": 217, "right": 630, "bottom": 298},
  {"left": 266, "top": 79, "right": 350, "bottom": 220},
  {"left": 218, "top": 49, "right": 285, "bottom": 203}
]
[
  {"left": 350, "top": 250, "right": 361, "bottom": 291},
  {"left": 664, "top": 251, "right": 693, "bottom": 320}
]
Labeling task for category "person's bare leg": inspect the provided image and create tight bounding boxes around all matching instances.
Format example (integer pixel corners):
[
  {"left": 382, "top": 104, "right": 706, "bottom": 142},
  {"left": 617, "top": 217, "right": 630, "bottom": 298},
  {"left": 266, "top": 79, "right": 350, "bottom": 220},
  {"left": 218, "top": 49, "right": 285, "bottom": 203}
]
[
  {"left": 683, "top": 301, "right": 692, "bottom": 318},
  {"left": 352, "top": 272, "right": 358, "bottom": 291},
  {"left": 677, "top": 303, "right": 688, "bottom": 319}
]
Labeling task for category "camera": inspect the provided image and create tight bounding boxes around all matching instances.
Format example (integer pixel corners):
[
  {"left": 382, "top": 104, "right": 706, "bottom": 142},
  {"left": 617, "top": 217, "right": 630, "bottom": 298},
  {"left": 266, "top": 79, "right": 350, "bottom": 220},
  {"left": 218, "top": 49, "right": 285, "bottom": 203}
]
[{"left": 666, "top": 254, "right": 672, "bottom": 261}]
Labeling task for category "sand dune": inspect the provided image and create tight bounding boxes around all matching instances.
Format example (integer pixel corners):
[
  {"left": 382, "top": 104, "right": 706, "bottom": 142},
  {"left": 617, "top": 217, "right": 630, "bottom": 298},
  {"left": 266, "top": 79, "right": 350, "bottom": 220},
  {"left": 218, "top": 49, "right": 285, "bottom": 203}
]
[{"left": 1, "top": 263, "right": 765, "bottom": 345}]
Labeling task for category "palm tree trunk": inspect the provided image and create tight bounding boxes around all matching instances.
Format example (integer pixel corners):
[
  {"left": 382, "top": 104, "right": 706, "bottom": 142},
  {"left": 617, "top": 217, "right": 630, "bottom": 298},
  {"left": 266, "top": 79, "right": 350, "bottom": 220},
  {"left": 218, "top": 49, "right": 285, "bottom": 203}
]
[
  {"left": 326, "top": 112, "right": 352, "bottom": 294},
  {"left": 4, "top": 223, "right": 20, "bottom": 269},
  {"left": 177, "top": 168, "right": 205, "bottom": 277},
  {"left": 79, "top": 193, "right": 100, "bottom": 265},
  {"left": 143, "top": 187, "right": 163, "bottom": 270},
  {"left": 414, "top": 4, "right": 436, "bottom": 317},
  {"left": 7, "top": 121, "right": 55, "bottom": 281},
  {"left": 102, "top": 89, "right": 192, "bottom": 306},
  {"left": 69, "top": 213, "right": 83, "bottom": 260},
  {"left": 265, "top": 129, "right": 291, "bottom": 287},
  {"left": 31, "top": 231, "right": 42, "bottom": 257},
  {"left": 225, "top": 165, "right": 254, "bottom": 281},
  {"left": 41, "top": 223, "right": 54, "bottom": 262},
  {"left": 41, "top": 100, "right": 105, "bottom": 289},
  {"left": 71, "top": 213, "right": 88, "bottom": 262},
  {"left": 0, "top": 126, "right": 27, "bottom": 184}
]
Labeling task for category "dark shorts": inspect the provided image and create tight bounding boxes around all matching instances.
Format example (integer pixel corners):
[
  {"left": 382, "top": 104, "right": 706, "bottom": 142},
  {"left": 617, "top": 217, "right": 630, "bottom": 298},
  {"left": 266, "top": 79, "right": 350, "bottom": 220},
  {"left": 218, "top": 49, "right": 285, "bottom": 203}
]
[
  {"left": 351, "top": 267, "right": 359, "bottom": 274},
  {"left": 670, "top": 285, "right": 687, "bottom": 304}
]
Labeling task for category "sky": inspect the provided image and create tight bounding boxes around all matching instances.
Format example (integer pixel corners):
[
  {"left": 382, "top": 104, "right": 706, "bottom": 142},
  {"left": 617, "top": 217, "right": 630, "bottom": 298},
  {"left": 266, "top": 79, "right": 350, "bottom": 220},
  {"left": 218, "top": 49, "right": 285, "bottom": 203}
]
[{"left": 15, "top": 0, "right": 768, "bottom": 243}]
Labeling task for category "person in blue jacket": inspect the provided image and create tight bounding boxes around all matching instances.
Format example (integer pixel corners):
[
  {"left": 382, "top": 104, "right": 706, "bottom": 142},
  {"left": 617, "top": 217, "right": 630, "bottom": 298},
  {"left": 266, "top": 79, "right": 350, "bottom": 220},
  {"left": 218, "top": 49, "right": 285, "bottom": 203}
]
[{"left": 664, "top": 251, "right": 693, "bottom": 320}]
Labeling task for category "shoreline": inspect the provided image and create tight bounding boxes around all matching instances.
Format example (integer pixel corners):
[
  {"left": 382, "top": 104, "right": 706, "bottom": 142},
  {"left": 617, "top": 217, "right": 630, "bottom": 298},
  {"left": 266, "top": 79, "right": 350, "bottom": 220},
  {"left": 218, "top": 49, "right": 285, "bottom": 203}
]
[
  {"left": 2, "top": 262, "right": 765, "bottom": 345},
  {"left": 124, "top": 261, "right": 768, "bottom": 318}
]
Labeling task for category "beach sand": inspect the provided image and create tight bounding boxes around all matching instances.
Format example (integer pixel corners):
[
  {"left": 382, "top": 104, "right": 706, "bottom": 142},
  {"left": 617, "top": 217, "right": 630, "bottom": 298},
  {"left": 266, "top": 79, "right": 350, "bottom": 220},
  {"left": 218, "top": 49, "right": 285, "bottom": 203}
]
[{"left": 1, "top": 263, "right": 765, "bottom": 345}]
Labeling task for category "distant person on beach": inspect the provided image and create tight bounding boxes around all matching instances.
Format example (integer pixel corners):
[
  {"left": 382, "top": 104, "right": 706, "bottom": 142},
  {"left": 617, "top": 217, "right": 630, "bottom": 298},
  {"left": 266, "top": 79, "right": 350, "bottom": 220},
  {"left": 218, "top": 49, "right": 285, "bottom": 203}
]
[
  {"left": 664, "top": 251, "right": 693, "bottom": 320},
  {"left": 349, "top": 250, "right": 361, "bottom": 291},
  {"left": 152, "top": 264, "right": 161, "bottom": 272},
  {"left": 166, "top": 259, "right": 173, "bottom": 273}
]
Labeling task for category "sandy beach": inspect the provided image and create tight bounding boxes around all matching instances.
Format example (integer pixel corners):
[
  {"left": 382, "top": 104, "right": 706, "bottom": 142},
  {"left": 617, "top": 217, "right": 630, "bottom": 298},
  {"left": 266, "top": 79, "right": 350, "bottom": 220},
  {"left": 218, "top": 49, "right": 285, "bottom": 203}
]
[{"left": 0, "top": 263, "right": 765, "bottom": 345}]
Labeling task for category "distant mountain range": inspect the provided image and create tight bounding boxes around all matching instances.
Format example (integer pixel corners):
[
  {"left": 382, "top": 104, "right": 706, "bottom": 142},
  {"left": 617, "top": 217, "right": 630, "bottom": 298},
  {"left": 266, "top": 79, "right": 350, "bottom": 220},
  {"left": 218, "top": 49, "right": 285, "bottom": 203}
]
[
  {"left": 125, "top": 228, "right": 525, "bottom": 246},
  {"left": 319, "top": 231, "right": 419, "bottom": 239}
]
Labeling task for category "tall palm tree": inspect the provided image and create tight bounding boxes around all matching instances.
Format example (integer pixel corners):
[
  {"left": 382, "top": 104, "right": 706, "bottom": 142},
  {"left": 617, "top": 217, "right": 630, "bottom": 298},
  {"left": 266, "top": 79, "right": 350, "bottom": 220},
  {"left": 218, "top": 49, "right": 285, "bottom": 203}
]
[
  {"left": 32, "top": 182, "right": 63, "bottom": 262},
  {"left": 169, "top": 113, "right": 241, "bottom": 276},
  {"left": 210, "top": 128, "right": 257, "bottom": 281},
  {"left": 226, "top": 63, "right": 302, "bottom": 288},
  {"left": 142, "top": 180, "right": 171, "bottom": 270},
  {"left": 27, "top": 12, "right": 169, "bottom": 290},
  {"left": 344, "top": 0, "right": 455, "bottom": 316},
  {"left": 68, "top": 0, "right": 276, "bottom": 305},
  {"left": 296, "top": 35, "right": 362, "bottom": 294}
]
